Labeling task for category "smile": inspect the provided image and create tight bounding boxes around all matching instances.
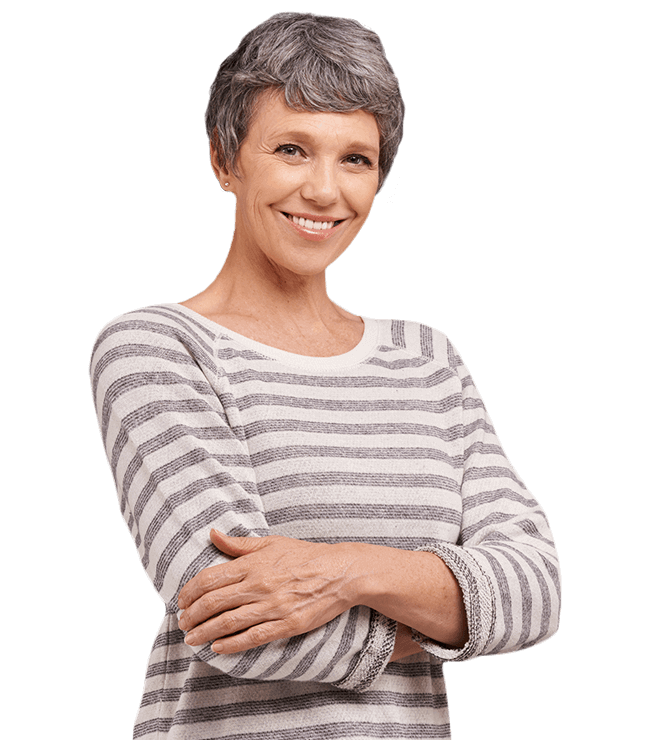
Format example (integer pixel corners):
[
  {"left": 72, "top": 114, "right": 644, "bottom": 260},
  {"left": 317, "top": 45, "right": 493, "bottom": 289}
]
[
  {"left": 282, "top": 213, "right": 345, "bottom": 242},
  {"left": 283, "top": 213, "right": 343, "bottom": 231}
]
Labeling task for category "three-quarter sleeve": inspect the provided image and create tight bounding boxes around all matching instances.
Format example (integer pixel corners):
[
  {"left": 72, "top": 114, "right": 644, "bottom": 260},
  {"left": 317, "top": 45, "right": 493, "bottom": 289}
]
[
  {"left": 413, "top": 339, "right": 561, "bottom": 661},
  {"left": 90, "top": 310, "right": 396, "bottom": 692}
]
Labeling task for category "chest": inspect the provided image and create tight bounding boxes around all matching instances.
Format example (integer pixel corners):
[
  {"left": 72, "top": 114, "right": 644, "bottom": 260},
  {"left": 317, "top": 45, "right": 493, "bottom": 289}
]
[
  {"left": 195, "top": 311, "right": 365, "bottom": 357},
  {"left": 228, "top": 362, "right": 464, "bottom": 548}
]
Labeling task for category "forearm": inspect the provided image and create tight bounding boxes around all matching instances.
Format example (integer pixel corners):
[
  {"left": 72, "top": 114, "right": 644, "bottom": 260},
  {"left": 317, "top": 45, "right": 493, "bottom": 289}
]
[
  {"left": 391, "top": 622, "right": 426, "bottom": 661},
  {"left": 341, "top": 542, "right": 469, "bottom": 649}
]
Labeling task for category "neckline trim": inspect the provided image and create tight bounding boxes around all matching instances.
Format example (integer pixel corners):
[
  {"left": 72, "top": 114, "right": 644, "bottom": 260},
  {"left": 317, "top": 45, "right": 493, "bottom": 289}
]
[{"left": 167, "top": 303, "right": 379, "bottom": 370}]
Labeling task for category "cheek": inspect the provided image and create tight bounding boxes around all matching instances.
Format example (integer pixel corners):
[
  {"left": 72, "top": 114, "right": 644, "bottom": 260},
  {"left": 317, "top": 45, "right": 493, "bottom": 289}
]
[
  {"left": 235, "top": 158, "right": 296, "bottom": 201},
  {"left": 254, "top": 164, "right": 302, "bottom": 204},
  {"left": 351, "top": 180, "right": 378, "bottom": 219},
  {"left": 271, "top": 170, "right": 304, "bottom": 201}
]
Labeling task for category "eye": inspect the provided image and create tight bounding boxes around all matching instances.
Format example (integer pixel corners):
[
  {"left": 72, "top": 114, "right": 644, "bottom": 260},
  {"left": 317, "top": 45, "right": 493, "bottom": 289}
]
[
  {"left": 344, "top": 154, "right": 373, "bottom": 168},
  {"left": 275, "top": 144, "right": 303, "bottom": 157}
]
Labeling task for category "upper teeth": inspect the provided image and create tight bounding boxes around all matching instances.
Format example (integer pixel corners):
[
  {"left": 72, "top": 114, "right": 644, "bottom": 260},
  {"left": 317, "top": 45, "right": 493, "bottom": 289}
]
[{"left": 289, "top": 215, "right": 336, "bottom": 230}]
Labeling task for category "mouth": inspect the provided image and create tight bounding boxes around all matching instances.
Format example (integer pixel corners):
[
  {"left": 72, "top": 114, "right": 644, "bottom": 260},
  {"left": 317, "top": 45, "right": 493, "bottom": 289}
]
[
  {"left": 282, "top": 212, "right": 347, "bottom": 242},
  {"left": 282, "top": 212, "right": 344, "bottom": 231}
]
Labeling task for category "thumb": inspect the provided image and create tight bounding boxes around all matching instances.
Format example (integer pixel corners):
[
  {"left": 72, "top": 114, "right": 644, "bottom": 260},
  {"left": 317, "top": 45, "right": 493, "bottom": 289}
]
[{"left": 210, "top": 528, "right": 266, "bottom": 556}]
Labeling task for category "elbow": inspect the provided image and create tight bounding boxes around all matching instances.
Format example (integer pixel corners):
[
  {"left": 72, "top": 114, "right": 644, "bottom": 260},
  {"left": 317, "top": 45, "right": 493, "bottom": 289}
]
[
  {"left": 545, "top": 583, "right": 562, "bottom": 644},
  {"left": 523, "top": 564, "right": 562, "bottom": 650},
  {"left": 538, "top": 601, "right": 561, "bottom": 647},
  {"left": 530, "top": 543, "right": 561, "bottom": 646},
  {"left": 545, "top": 557, "right": 562, "bottom": 642}
]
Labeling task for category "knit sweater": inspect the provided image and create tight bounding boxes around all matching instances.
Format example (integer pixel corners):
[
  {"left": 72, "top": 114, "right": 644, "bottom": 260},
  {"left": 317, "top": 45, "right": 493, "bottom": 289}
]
[{"left": 90, "top": 303, "right": 560, "bottom": 740}]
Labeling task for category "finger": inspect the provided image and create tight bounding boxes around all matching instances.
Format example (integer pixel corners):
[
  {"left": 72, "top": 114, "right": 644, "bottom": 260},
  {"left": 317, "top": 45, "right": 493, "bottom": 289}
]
[
  {"left": 178, "top": 583, "right": 251, "bottom": 631},
  {"left": 178, "top": 533, "right": 264, "bottom": 608},
  {"left": 210, "top": 529, "right": 268, "bottom": 556},
  {"left": 184, "top": 603, "right": 269, "bottom": 647},
  {"left": 210, "top": 619, "right": 298, "bottom": 654},
  {"left": 178, "top": 561, "right": 242, "bottom": 610}
]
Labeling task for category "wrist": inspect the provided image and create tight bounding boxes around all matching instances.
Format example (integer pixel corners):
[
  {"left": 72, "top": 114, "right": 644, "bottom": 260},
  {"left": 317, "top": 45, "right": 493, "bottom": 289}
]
[
  {"left": 339, "top": 542, "right": 390, "bottom": 613},
  {"left": 334, "top": 541, "right": 380, "bottom": 610},
  {"left": 335, "top": 543, "right": 469, "bottom": 648}
]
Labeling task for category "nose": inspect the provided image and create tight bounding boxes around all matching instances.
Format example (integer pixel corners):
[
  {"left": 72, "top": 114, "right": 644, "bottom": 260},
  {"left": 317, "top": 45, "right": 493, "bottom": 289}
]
[{"left": 300, "top": 159, "right": 339, "bottom": 206}]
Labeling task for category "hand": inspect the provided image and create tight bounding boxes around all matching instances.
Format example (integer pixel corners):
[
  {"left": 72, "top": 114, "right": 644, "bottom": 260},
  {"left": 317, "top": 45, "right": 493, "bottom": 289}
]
[{"left": 177, "top": 530, "right": 360, "bottom": 654}]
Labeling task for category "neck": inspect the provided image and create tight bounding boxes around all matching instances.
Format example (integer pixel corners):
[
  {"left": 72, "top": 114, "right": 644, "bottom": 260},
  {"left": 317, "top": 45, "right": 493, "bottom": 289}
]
[{"left": 185, "top": 238, "right": 358, "bottom": 340}]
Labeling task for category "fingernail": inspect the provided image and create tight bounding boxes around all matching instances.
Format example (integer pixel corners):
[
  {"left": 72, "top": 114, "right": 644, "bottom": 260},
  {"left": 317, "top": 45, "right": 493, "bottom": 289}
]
[
  {"left": 211, "top": 642, "right": 223, "bottom": 653},
  {"left": 185, "top": 633, "right": 197, "bottom": 645}
]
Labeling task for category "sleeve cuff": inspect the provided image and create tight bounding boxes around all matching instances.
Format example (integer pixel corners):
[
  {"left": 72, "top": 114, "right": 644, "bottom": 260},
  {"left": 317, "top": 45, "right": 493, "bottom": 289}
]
[
  {"left": 333, "top": 609, "right": 397, "bottom": 692},
  {"left": 410, "top": 543, "right": 495, "bottom": 662}
]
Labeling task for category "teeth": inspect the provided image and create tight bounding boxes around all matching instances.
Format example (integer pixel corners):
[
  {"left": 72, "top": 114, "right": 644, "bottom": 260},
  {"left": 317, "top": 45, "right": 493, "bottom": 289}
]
[{"left": 290, "top": 214, "right": 336, "bottom": 230}]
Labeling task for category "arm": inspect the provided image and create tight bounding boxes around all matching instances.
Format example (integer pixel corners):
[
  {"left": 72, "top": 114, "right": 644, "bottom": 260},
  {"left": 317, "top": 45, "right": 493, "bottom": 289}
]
[
  {"left": 391, "top": 621, "right": 427, "bottom": 660},
  {"left": 177, "top": 528, "right": 425, "bottom": 659},
  {"left": 90, "top": 307, "right": 396, "bottom": 691},
  {"left": 335, "top": 542, "right": 470, "bottom": 649},
  {"left": 404, "top": 340, "right": 561, "bottom": 660},
  {"left": 174, "top": 335, "right": 558, "bottom": 664}
]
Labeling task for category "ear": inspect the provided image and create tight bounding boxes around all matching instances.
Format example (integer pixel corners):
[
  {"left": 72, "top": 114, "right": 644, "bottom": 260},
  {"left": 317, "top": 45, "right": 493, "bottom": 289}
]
[{"left": 209, "top": 140, "right": 232, "bottom": 192}]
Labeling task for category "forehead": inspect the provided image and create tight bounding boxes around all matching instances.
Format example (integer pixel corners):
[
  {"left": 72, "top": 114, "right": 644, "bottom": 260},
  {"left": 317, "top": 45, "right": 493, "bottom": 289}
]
[{"left": 247, "top": 91, "right": 380, "bottom": 150}]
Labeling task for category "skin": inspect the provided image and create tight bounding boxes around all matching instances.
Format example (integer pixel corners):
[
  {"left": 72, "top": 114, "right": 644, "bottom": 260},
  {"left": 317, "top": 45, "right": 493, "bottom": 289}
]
[
  {"left": 179, "top": 91, "right": 468, "bottom": 661},
  {"left": 178, "top": 531, "right": 467, "bottom": 658}
]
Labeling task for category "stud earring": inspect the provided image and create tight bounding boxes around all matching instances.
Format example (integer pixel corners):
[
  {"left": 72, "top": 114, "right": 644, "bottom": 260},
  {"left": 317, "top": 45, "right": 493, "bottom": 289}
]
[{"left": 224, "top": 182, "right": 230, "bottom": 187}]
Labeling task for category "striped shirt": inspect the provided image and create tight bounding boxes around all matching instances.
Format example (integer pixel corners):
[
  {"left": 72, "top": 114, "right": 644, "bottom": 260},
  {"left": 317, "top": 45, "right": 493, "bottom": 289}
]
[{"left": 90, "top": 303, "right": 560, "bottom": 739}]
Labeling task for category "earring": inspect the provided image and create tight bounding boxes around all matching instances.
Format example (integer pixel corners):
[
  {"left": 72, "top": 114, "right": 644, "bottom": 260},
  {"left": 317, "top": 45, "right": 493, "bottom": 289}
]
[{"left": 224, "top": 182, "right": 230, "bottom": 187}]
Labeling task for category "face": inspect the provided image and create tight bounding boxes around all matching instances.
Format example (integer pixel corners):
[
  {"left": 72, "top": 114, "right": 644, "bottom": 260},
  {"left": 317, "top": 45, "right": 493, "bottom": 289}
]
[{"left": 213, "top": 91, "right": 380, "bottom": 278}]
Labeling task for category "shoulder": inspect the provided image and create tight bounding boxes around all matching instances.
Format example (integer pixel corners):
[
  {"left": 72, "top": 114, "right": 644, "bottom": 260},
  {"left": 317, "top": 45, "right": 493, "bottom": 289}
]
[
  {"left": 89, "top": 304, "right": 224, "bottom": 397},
  {"left": 92, "top": 304, "right": 218, "bottom": 357},
  {"left": 372, "top": 317, "right": 461, "bottom": 370}
]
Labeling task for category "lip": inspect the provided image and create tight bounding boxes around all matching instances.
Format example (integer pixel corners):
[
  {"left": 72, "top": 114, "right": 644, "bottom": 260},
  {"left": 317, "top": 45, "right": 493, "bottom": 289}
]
[{"left": 280, "top": 211, "right": 347, "bottom": 242}]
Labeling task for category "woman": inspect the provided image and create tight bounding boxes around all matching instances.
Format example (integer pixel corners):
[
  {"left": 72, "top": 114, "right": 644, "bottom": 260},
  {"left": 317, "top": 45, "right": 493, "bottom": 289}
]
[{"left": 90, "top": 12, "right": 560, "bottom": 739}]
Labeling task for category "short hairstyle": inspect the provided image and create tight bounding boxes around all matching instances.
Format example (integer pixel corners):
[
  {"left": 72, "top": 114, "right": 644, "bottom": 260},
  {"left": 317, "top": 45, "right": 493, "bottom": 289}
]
[{"left": 205, "top": 12, "right": 405, "bottom": 190}]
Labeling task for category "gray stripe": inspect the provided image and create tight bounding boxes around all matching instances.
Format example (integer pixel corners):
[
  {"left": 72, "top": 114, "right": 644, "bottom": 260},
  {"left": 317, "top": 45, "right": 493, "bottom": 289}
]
[
  {"left": 420, "top": 323, "right": 435, "bottom": 358},
  {"left": 250, "top": 444, "right": 463, "bottom": 467},
  {"left": 226, "top": 366, "right": 455, "bottom": 389},
  {"left": 245, "top": 418, "right": 468, "bottom": 442},
  {"left": 238, "top": 392, "right": 462, "bottom": 415},
  {"left": 267, "top": 503, "right": 461, "bottom": 527},
  {"left": 257, "top": 471, "right": 460, "bottom": 497},
  {"left": 391, "top": 319, "right": 406, "bottom": 348},
  {"left": 364, "top": 354, "right": 431, "bottom": 370}
]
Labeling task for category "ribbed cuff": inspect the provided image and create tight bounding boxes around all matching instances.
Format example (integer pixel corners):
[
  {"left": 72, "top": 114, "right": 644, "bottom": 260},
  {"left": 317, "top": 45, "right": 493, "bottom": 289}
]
[
  {"left": 334, "top": 609, "right": 397, "bottom": 692},
  {"left": 411, "top": 543, "right": 495, "bottom": 662}
]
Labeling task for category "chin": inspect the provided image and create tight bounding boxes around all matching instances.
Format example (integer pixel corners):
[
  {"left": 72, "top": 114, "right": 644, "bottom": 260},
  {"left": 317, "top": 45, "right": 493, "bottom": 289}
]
[
  {"left": 269, "top": 245, "right": 348, "bottom": 278},
  {"left": 276, "top": 260, "right": 337, "bottom": 278}
]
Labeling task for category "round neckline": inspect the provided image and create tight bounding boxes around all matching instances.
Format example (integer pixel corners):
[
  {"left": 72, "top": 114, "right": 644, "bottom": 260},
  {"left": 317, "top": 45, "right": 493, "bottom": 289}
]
[{"left": 168, "top": 303, "right": 378, "bottom": 370}]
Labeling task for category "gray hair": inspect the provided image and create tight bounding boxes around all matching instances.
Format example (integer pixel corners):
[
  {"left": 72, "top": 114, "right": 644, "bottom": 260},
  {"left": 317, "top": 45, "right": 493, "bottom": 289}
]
[{"left": 205, "top": 12, "right": 405, "bottom": 190}]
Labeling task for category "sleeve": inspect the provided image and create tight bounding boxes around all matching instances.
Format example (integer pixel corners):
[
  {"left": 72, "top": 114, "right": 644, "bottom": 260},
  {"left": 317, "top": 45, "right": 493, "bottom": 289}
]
[
  {"left": 89, "top": 308, "right": 396, "bottom": 692},
  {"left": 412, "top": 339, "right": 561, "bottom": 661}
]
